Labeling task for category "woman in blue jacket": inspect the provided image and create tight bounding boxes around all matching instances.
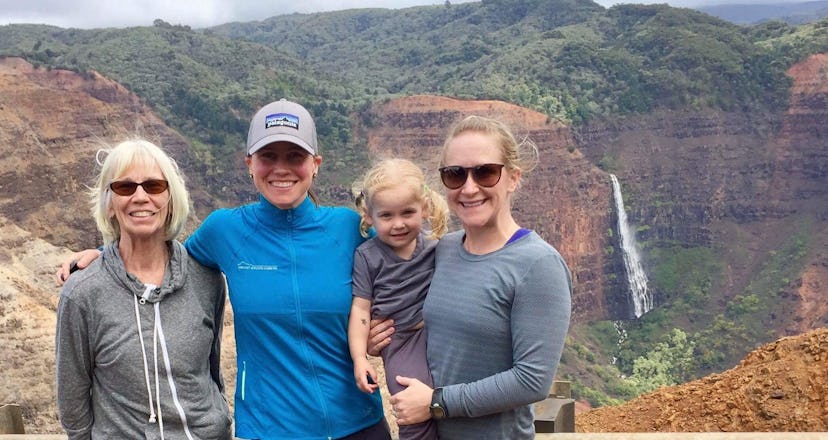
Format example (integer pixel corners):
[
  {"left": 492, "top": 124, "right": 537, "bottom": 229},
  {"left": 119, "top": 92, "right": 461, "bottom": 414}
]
[{"left": 59, "top": 99, "right": 389, "bottom": 440}]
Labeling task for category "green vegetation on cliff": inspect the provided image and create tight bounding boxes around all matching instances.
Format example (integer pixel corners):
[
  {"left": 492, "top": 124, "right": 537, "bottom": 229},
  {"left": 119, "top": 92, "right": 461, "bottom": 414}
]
[{"left": 3, "top": 2, "right": 826, "bottom": 172}]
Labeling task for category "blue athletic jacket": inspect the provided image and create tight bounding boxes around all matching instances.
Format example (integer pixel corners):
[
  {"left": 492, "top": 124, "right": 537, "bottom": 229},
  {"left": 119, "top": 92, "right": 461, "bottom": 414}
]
[{"left": 186, "top": 195, "right": 383, "bottom": 439}]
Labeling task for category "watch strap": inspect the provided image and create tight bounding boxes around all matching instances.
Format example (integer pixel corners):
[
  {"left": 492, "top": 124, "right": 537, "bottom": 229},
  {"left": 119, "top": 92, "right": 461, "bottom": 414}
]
[{"left": 430, "top": 387, "right": 448, "bottom": 419}]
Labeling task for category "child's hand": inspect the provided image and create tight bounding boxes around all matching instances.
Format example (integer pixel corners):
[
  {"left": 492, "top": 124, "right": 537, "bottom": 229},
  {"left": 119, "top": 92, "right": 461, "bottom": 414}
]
[{"left": 353, "top": 358, "right": 379, "bottom": 393}]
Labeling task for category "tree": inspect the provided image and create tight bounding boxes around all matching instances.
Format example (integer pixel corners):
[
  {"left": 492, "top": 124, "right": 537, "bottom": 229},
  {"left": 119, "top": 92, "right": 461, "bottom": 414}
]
[{"left": 627, "top": 328, "right": 696, "bottom": 394}]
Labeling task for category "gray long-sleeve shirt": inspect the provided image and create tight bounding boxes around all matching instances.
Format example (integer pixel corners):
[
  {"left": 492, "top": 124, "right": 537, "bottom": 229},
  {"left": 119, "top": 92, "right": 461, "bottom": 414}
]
[
  {"left": 424, "top": 230, "right": 572, "bottom": 440},
  {"left": 56, "top": 241, "right": 231, "bottom": 440}
]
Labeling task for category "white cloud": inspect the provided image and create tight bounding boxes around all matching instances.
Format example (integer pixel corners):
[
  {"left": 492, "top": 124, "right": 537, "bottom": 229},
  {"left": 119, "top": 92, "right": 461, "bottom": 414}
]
[{"left": 0, "top": 0, "right": 476, "bottom": 29}]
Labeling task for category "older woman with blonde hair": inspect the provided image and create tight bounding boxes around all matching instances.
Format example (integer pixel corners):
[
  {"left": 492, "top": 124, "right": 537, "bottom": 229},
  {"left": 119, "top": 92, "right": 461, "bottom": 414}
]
[{"left": 56, "top": 139, "right": 231, "bottom": 439}]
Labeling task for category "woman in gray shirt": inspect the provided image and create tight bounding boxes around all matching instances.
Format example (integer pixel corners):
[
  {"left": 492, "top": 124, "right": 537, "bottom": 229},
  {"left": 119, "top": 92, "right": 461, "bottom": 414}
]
[
  {"left": 375, "top": 116, "right": 572, "bottom": 440},
  {"left": 56, "top": 140, "right": 231, "bottom": 440}
]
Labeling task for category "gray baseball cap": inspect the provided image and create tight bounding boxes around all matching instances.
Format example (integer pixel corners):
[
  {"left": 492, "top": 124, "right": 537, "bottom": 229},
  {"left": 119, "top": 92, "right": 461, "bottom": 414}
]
[{"left": 246, "top": 99, "right": 318, "bottom": 156}]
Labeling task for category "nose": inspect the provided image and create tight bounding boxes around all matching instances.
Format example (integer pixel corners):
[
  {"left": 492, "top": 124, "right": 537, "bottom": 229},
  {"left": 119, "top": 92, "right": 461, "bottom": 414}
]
[
  {"left": 270, "top": 158, "right": 293, "bottom": 173},
  {"left": 131, "top": 185, "right": 151, "bottom": 200},
  {"left": 460, "top": 172, "right": 480, "bottom": 193}
]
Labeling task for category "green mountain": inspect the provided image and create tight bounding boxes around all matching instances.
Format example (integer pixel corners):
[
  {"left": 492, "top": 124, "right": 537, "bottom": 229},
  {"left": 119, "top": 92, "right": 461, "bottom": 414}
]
[{"left": 3, "top": 1, "right": 825, "bottom": 184}]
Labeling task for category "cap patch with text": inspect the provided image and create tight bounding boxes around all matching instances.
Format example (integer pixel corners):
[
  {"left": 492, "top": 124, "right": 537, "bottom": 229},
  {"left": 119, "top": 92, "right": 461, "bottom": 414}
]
[{"left": 265, "top": 113, "right": 300, "bottom": 131}]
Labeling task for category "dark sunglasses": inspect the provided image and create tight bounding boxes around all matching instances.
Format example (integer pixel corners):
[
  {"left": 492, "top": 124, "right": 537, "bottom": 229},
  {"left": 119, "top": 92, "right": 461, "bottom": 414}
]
[
  {"left": 109, "top": 179, "right": 169, "bottom": 196},
  {"left": 439, "top": 164, "right": 505, "bottom": 190}
]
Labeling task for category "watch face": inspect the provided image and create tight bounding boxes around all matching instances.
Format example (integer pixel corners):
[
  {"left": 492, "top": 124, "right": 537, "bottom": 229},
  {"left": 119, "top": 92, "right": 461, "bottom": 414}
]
[{"left": 430, "top": 403, "right": 446, "bottom": 419}]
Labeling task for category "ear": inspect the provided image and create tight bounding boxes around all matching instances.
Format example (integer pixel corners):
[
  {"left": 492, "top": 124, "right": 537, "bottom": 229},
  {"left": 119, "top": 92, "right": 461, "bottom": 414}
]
[
  {"left": 244, "top": 155, "right": 252, "bottom": 171},
  {"left": 362, "top": 214, "right": 373, "bottom": 227},
  {"left": 506, "top": 168, "right": 521, "bottom": 193},
  {"left": 313, "top": 155, "right": 323, "bottom": 174}
]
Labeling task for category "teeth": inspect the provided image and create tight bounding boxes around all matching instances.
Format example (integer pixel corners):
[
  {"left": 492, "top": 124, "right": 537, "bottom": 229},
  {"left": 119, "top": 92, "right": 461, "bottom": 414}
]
[
  {"left": 270, "top": 181, "right": 293, "bottom": 188},
  {"left": 462, "top": 200, "right": 484, "bottom": 208},
  {"left": 131, "top": 211, "right": 155, "bottom": 217}
]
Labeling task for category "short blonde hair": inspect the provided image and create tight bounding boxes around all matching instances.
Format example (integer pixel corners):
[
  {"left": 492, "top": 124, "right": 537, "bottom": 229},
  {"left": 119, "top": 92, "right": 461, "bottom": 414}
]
[
  {"left": 352, "top": 158, "right": 449, "bottom": 240},
  {"left": 91, "top": 139, "right": 190, "bottom": 243}
]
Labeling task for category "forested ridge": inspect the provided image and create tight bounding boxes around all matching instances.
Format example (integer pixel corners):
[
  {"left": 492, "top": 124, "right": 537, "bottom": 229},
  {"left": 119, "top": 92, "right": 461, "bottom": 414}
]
[{"left": 1, "top": 0, "right": 827, "bottom": 186}]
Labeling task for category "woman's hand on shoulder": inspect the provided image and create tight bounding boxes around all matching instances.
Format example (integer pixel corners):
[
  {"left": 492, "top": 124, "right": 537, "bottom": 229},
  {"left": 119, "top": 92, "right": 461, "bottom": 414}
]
[{"left": 55, "top": 249, "right": 102, "bottom": 285}]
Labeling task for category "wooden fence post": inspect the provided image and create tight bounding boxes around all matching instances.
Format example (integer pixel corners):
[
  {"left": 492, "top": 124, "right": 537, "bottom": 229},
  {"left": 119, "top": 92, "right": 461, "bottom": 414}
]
[
  {"left": 535, "top": 381, "right": 575, "bottom": 433},
  {"left": 0, "top": 404, "right": 25, "bottom": 434}
]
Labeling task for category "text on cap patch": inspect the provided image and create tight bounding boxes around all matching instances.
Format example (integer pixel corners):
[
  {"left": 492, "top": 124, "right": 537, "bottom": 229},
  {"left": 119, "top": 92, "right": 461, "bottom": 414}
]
[{"left": 265, "top": 113, "right": 299, "bottom": 130}]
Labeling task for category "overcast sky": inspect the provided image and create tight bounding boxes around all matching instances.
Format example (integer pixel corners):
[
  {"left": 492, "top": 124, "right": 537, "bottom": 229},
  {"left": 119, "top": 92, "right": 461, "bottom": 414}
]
[{"left": 0, "top": 0, "right": 805, "bottom": 29}]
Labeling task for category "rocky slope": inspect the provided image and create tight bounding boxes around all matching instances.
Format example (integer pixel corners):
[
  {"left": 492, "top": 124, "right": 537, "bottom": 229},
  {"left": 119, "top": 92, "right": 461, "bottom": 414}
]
[
  {"left": 0, "top": 57, "right": 219, "bottom": 251},
  {"left": 577, "top": 327, "right": 828, "bottom": 432},
  {"left": 0, "top": 57, "right": 237, "bottom": 432},
  {"left": 0, "top": 217, "right": 65, "bottom": 432}
]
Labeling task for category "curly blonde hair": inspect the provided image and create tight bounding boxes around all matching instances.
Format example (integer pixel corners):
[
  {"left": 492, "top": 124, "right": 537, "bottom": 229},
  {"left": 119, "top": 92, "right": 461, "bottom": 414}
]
[{"left": 352, "top": 158, "right": 449, "bottom": 240}]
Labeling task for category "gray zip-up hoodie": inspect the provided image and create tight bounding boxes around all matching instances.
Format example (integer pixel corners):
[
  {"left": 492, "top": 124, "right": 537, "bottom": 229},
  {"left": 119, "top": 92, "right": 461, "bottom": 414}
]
[{"left": 56, "top": 240, "right": 232, "bottom": 440}]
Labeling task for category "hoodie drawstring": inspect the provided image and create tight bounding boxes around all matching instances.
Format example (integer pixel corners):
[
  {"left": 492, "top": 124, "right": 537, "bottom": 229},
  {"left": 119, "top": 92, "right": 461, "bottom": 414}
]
[
  {"left": 152, "top": 308, "right": 165, "bottom": 437},
  {"left": 134, "top": 285, "right": 195, "bottom": 440},
  {"left": 134, "top": 291, "right": 157, "bottom": 424},
  {"left": 155, "top": 302, "right": 195, "bottom": 440}
]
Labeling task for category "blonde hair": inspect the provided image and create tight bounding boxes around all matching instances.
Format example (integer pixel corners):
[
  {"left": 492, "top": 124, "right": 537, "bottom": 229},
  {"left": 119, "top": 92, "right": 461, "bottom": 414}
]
[
  {"left": 441, "top": 115, "right": 539, "bottom": 179},
  {"left": 352, "top": 158, "right": 449, "bottom": 240},
  {"left": 91, "top": 139, "right": 190, "bottom": 243}
]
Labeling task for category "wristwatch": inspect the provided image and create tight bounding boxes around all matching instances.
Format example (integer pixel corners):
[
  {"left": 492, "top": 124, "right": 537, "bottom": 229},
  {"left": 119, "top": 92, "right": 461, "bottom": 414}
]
[{"left": 429, "top": 387, "right": 447, "bottom": 419}]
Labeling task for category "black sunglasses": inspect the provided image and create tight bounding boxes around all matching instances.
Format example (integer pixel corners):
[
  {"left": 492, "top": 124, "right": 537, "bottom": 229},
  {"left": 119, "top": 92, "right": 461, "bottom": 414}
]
[
  {"left": 439, "top": 164, "right": 505, "bottom": 190},
  {"left": 109, "top": 179, "right": 169, "bottom": 196}
]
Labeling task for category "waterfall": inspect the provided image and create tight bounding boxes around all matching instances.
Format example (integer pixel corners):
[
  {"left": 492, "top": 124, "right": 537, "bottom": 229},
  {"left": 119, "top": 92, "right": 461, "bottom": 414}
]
[{"left": 610, "top": 174, "right": 652, "bottom": 318}]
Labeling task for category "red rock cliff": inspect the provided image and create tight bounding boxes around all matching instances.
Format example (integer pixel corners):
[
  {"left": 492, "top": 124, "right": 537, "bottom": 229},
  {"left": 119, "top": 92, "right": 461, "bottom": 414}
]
[
  {"left": 357, "top": 96, "right": 613, "bottom": 321},
  {"left": 0, "top": 57, "right": 214, "bottom": 250}
]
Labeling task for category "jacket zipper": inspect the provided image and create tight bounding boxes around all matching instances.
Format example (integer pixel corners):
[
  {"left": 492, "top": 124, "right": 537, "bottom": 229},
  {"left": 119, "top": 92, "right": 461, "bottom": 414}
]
[
  {"left": 288, "top": 210, "right": 333, "bottom": 438},
  {"left": 241, "top": 361, "right": 246, "bottom": 401}
]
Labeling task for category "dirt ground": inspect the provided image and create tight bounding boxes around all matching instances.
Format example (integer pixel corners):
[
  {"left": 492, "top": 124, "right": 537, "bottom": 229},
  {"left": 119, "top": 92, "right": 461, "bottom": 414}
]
[{"left": 576, "top": 327, "right": 828, "bottom": 432}]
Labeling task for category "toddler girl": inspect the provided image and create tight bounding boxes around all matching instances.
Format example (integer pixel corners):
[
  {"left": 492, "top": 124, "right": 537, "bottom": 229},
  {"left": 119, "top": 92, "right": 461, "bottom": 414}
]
[{"left": 348, "top": 158, "right": 449, "bottom": 440}]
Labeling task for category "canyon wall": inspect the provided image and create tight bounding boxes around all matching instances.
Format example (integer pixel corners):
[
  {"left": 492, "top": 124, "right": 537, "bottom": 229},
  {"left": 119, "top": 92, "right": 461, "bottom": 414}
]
[
  {"left": 357, "top": 96, "right": 617, "bottom": 321},
  {"left": 573, "top": 53, "right": 828, "bottom": 334}
]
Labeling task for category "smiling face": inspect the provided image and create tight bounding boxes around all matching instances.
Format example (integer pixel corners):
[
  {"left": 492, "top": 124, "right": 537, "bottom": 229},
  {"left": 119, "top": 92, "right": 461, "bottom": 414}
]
[
  {"left": 367, "top": 185, "right": 426, "bottom": 259},
  {"left": 245, "top": 141, "right": 322, "bottom": 209},
  {"left": 108, "top": 162, "right": 170, "bottom": 244},
  {"left": 442, "top": 130, "right": 520, "bottom": 232}
]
